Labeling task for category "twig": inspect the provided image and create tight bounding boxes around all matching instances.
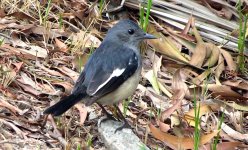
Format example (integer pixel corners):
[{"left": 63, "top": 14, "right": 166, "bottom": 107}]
[
  {"left": 0, "top": 140, "right": 20, "bottom": 145},
  {"left": 0, "top": 99, "right": 23, "bottom": 115},
  {"left": 47, "top": 115, "right": 68, "bottom": 147},
  {"left": 0, "top": 118, "right": 27, "bottom": 139},
  {"left": 104, "top": 0, "right": 125, "bottom": 13}
]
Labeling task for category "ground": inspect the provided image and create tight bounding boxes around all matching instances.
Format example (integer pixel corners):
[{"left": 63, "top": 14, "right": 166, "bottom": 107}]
[{"left": 0, "top": 0, "right": 248, "bottom": 150}]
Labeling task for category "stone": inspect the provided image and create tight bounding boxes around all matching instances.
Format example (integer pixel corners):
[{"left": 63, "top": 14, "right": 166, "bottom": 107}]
[{"left": 98, "top": 118, "right": 150, "bottom": 150}]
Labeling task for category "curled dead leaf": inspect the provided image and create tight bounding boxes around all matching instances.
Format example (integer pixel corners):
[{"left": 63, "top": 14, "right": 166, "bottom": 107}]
[
  {"left": 147, "top": 24, "right": 189, "bottom": 63},
  {"left": 207, "top": 84, "right": 248, "bottom": 101},
  {"left": 220, "top": 49, "right": 237, "bottom": 71},
  {"left": 171, "top": 69, "right": 189, "bottom": 96},
  {"left": 215, "top": 54, "right": 225, "bottom": 85},
  {"left": 149, "top": 123, "right": 219, "bottom": 149},
  {"left": 55, "top": 38, "right": 68, "bottom": 52},
  {"left": 192, "top": 69, "right": 211, "bottom": 85},
  {"left": 203, "top": 43, "right": 220, "bottom": 67},
  {"left": 189, "top": 43, "right": 207, "bottom": 67},
  {"left": 221, "top": 122, "right": 248, "bottom": 142},
  {"left": 185, "top": 103, "right": 212, "bottom": 128}
]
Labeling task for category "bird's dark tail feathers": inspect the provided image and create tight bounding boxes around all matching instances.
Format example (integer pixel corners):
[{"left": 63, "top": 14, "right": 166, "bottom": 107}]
[{"left": 43, "top": 93, "right": 86, "bottom": 116}]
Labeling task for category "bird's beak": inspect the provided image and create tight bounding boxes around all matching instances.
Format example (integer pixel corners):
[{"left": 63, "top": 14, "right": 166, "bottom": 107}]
[{"left": 143, "top": 33, "right": 157, "bottom": 39}]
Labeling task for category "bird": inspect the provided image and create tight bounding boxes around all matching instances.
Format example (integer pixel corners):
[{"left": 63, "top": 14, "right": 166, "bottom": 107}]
[{"left": 44, "top": 19, "right": 156, "bottom": 131}]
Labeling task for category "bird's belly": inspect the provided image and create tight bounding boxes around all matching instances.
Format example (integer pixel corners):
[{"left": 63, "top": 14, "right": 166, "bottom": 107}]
[{"left": 97, "top": 69, "right": 141, "bottom": 105}]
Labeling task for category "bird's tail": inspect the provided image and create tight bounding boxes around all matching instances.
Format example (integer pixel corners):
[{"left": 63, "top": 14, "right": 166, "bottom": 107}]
[{"left": 43, "top": 93, "right": 86, "bottom": 116}]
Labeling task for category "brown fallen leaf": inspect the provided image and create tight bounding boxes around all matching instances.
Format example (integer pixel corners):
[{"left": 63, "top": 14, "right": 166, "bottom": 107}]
[
  {"left": 15, "top": 80, "right": 41, "bottom": 96},
  {"left": 189, "top": 43, "right": 207, "bottom": 68},
  {"left": 207, "top": 84, "right": 248, "bottom": 101},
  {"left": 0, "top": 118, "right": 27, "bottom": 139},
  {"left": 70, "top": 30, "right": 101, "bottom": 48},
  {"left": 15, "top": 72, "right": 57, "bottom": 96},
  {"left": 55, "top": 38, "right": 68, "bottom": 52},
  {"left": 0, "top": 44, "right": 47, "bottom": 59},
  {"left": 0, "top": 99, "right": 23, "bottom": 114},
  {"left": 215, "top": 54, "right": 225, "bottom": 85},
  {"left": 171, "top": 69, "right": 189, "bottom": 96},
  {"left": 220, "top": 48, "right": 237, "bottom": 71},
  {"left": 12, "top": 62, "right": 23, "bottom": 72},
  {"left": 192, "top": 69, "right": 211, "bottom": 85},
  {"left": 147, "top": 24, "right": 189, "bottom": 63},
  {"left": 184, "top": 103, "right": 212, "bottom": 128},
  {"left": 56, "top": 66, "right": 79, "bottom": 82},
  {"left": 160, "top": 89, "right": 184, "bottom": 122},
  {"left": 47, "top": 115, "right": 68, "bottom": 147},
  {"left": 222, "top": 79, "right": 248, "bottom": 91},
  {"left": 52, "top": 82, "right": 73, "bottom": 95},
  {"left": 24, "top": 26, "right": 71, "bottom": 39},
  {"left": 0, "top": 8, "right": 6, "bottom": 17},
  {"left": 0, "top": 22, "right": 34, "bottom": 30},
  {"left": 74, "top": 103, "right": 88, "bottom": 126},
  {"left": 192, "top": 19, "right": 203, "bottom": 43},
  {"left": 221, "top": 122, "right": 248, "bottom": 142},
  {"left": 0, "top": 62, "right": 18, "bottom": 88},
  {"left": 160, "top": 70, "right": 187, "bottom": 122},
  {"left": 0, "top": 85, "right": 17, "bottom": 98},
  {"left": 145, "top": 50, "right": 161, "bottom": 94},
  {"left": 149, "top": 123, "right": 219, "bottom": 149},
  {"left": 203, "top": 142, "right": 246, "bottom": 150},
  {"left": 145, "top": 89, "right": 169, "bottom": 110},
  {"left": 203, "top": 43, "right": 220, "bottom": 67},
  {"left": 157, "top": 120, "right": 171, "bottom": 133},
  {"left": 7, "top": 12, "right": 36, "bottom": 22},
  {"left": 157, "top": 81, "right": 172, "bottom": 98},
  {"left": 118, "top": 103, "right": 137, "bottom": 119},
  {"left": 36, "top": 62, "right": 64, "bottom": 77}
]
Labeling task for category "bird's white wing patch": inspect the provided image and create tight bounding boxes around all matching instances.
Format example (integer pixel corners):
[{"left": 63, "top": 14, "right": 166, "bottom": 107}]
[{"left": 91, "top": 68, "right": 125, "bottom": 95}]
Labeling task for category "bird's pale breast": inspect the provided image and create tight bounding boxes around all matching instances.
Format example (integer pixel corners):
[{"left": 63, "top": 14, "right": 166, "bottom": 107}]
[{"left": 97, "top": 67, "right": 141, "bottom": 105}]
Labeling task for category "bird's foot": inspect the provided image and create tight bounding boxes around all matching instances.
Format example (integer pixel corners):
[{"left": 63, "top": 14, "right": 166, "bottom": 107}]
[
  {"left": 114, "top": 121, "right": 131, "bottom": 133},
  {"left": 101, "top": 113, "right": 116, "bottom": 122}
]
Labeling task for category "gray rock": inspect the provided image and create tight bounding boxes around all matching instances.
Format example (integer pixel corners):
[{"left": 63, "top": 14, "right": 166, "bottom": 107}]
[
  {"left": 87, "top": 107, "right": 99, "bottom": 120},
  {"left": 98, "top": 118, "right": 150, "bottom": 150}
]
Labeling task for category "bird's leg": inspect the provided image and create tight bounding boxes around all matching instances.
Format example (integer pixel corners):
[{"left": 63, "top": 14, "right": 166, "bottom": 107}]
[
  {"left": 114, "top": 104, "right": 131, "bottom": 133},
  {"left": 97, "top": 103, "right": 116, "bottom": 122}
]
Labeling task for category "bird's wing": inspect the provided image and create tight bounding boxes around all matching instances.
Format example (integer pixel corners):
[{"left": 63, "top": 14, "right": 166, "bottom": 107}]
[
  {"left": 83, "top": 45, "right": 139, "bottom": 104},
  {"left": 71, "top": 69, "right": 86, "bottom": 94}
]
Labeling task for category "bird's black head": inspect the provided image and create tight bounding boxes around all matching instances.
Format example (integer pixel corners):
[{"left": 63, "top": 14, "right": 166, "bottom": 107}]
[{"left": 104, "top": 19, "right": 156, "bottom": 47}]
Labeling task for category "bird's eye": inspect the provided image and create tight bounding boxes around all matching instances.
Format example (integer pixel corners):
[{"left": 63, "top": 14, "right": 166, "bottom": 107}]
[{"left": 128, "top": 29, "right": 135, "bottom": 35}]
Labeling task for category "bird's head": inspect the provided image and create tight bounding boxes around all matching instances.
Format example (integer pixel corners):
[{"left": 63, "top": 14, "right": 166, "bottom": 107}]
[{"left": 104, "top": 19, "right": 156, "bottom": 47}]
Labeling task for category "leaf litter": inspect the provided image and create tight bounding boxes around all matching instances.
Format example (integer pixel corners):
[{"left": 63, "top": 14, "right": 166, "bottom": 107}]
[{"left": 0, "top": 0, "right": 248, "bottom": 149}]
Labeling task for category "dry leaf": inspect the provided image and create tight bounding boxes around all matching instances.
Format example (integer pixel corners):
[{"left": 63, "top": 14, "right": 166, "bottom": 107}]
[
  {"left": 203, "top": 43, "right": 220, "bottom": 67},
  {"left": 221, "top": 122, "right": 248, "bottom": 142},
  {"left": 160, "top": 90, "right": 183, "bottom": 122},
  {"left": 189, "top": 43, "right": 207, "bottom": 67},
  {"left": 220, "top": 48, "right": 237, "bottom": 71},
  {"left": 203, "top": 142, "right": 245, "bottom": 150},
  {"left": 171, "top": 69, "right": 189, "bottom": 96},
  {"left": 149, "top": 123, "right": 219, "bottom": 149},
  {"left": 74, "top": 104, "right": 88, "bottom": 125},
  {"left": 215, "top": 54, "right": 225, "bottom": 85},
  {"left": 192, "top": 69, "right": 211, "bottom": 85},
  {"left": 55, "top": 38, "right": 68, "bottom": 52},
  {"left": 207, "top": 84, "right": 248, "bottom": 101},
  {"left": 147, "top": 24, "right": 189, "bottom": 63},
  {"left": 56, "top": 66, "right": 79, "bottom": 82},
  {"left": 185, "top": 104, "right": 212, "bottom": 127},
  {"left": 222, "top": 80, "right": 248, "bottom": 91}
]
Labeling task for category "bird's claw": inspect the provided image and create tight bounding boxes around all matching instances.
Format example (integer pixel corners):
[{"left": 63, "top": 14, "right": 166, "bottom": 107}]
[
  {"left": 100, "top": 114, "right": 117, "bottom": 125},
  {"left": 114, "top": 121, "right": 131, "bottom": 133}
]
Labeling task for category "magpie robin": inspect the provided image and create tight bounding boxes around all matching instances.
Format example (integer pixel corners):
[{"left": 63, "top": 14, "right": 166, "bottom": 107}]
[{"left": 44, "top": 19, "right": 156, "bottom": 131}]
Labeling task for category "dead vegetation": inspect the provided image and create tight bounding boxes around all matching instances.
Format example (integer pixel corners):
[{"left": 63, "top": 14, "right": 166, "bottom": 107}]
[{"left": 0, "top": 0, "right": 247, "bottom": 149}]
